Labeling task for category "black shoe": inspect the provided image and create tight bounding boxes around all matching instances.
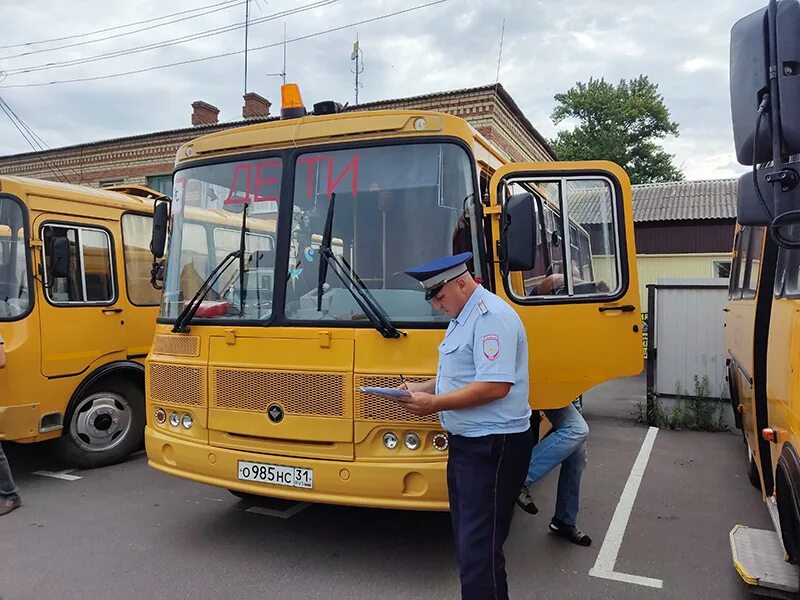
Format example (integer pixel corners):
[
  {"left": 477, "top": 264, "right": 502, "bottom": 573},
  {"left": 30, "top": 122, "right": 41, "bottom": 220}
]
[
  {"left": 515, "top": 485, "right": 538, "bottom": 515},
  {"left": 549, "top": 517, "right": 591, "bottom": 546}
]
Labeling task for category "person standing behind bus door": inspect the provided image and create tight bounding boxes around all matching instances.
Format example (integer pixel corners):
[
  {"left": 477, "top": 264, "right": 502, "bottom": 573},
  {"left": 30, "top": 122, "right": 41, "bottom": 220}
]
[
  {"left": 0, "top": 335, "right": 22, "bottom": 516},
  {"left": 398, "top": 252, "right": 533, "bottom": 600},
  {"left": 516, "top": 398, "right": 591, "bottom": 546}
]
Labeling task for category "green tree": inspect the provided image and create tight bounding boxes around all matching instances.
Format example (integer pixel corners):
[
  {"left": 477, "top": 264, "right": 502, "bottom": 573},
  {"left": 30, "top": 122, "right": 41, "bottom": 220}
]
[{"left": 550, "top": 76, "right": 684, "bottom": 184}]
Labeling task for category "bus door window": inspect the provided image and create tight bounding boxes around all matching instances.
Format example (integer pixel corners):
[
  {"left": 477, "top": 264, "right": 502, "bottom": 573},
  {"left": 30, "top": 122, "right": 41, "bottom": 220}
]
[
  {"left": 507, "top": 177, "right": 621, "bottom": 300},
  {"left": 42, "top": 224, "right": 114, "bottom": 304},
  {"left": 777, "top": 225, "right": 800, "bottom": 297},
  {"left": 0, "top": 197, "right": 29, "bottom": 318},
  {"left": 743, "top": 227, "right": 764, "bottom": 299},
  {"left": 121, "top": 213, "right": 160, "bottom": 306},
  {"left": 732, "top": 227, "right": 752, "bottom": 300}
]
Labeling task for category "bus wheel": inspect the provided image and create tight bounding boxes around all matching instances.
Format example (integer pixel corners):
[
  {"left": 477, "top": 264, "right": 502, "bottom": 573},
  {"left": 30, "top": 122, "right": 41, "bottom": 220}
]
[
  {"left": 57, "top": 388, "right": 145, "bottom": 469},
  {"left": 747, "top": 450, "right": 761, "bottom": 489}
]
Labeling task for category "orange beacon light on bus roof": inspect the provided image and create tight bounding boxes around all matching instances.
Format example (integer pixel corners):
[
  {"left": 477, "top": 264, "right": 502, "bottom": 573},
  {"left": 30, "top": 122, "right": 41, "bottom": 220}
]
[{"left": 281, "top": 83, "right": 307, "bottom": 119}]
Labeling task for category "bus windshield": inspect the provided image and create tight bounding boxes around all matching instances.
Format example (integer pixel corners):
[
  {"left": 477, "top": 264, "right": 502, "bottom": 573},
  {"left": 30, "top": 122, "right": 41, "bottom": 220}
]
[
  {"left": 0, "top": 196, "right": 29, "bottom": 319},
  {"left": 286, "top": 142, "right": 474, "bottom": 323},
  {"left": 160, "top": 157, "right": 281, "bottom": 321},
  {"left": 161, "top": 141, "right": 476, "bottom": 325}
]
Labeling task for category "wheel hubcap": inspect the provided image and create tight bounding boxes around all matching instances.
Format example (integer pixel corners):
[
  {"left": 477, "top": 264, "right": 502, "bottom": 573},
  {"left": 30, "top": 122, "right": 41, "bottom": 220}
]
[{"left": 70, "top": 395, "right": 132, "bottom": 452}]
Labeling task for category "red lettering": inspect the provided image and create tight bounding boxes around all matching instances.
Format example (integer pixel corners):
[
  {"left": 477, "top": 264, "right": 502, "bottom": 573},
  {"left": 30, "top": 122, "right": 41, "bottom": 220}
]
[
  {"left": 224, "top": 164, "right": 252, "bottom": 204},
  {"left": 298, "top": 155, "right": 326, "bottom": 198},
  {"left": 253, "top": 160, "right": 281, "bottom": 203},
  {"left": 327, "top": 153, "right": 359, "bottom": 197}
]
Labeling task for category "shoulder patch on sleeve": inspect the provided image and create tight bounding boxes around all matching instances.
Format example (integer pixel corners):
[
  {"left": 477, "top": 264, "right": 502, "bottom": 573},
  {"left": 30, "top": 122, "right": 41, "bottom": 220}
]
[{"left": 482, "top": 334, "right": 500, "bottom": 360}]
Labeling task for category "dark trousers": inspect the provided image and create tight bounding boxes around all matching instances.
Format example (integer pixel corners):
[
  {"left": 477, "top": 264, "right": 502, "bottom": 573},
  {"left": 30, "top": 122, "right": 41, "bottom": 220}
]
[{"left": 447, "top": 429, "right": 534, "bottom": 600}]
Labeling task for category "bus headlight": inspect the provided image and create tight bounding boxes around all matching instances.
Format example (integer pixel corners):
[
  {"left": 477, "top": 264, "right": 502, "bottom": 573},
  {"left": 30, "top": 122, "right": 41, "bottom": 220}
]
[
  {"left": 432, "top": 432, "right": 448, "bottom": 451},
  {"left": 169, "top": 412, "right": 180, "bottom": 427},
  {"left": 154, "top": 408, "right": 167, "bottom": 425},
  {"left": 383, "top": 432, "right": 399, "bottom": 449},
  {"left": 181, "top": 414, "right": 193, "bottom": 429},
  {"left": 404, "top": 432, "right": 421, "bottom": 450}
]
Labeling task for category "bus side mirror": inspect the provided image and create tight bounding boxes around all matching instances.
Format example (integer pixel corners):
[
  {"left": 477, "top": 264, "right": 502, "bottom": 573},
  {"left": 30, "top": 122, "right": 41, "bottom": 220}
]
[
  {"left": 738, "top": 166, "right": 800, "bottom": 227},
  {"left": 51, "top": 236, "right": 70, "bottom": 278},
  {"left": 150, "top": 201, "right": 169, "bottom": 259},
  {"left": 499, "top": 192, "right": 537, "bottom": 276},
  {"left": 737, "top": 170, "right": 775, "bottom": 225},
  {"left": 730, "top": 1, "right": 800, "bottom": 165}
]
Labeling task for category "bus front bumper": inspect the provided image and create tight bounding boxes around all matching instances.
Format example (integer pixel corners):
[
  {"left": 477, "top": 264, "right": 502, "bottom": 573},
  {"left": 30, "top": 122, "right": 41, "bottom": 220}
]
[{"left": 145, "top": 427, "right": 450, "bottom": 511}]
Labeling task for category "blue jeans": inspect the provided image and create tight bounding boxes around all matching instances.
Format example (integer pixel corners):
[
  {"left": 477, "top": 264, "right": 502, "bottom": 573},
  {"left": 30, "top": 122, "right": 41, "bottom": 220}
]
[
  {"left": 524, "top": 402, "right": 588, "bottom": 526},
  {"left": 0, "top": 442, "right": 19, "bottom": 500}
]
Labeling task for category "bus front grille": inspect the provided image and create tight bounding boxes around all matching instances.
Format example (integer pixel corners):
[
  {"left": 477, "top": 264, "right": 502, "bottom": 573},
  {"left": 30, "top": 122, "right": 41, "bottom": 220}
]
[
  {"left": 149, "top": 363, "right": 205, "bottom": 406},
  {"left": 355, "top": 375, "right": 439, "bottom": 424},
  {"left": 152, "top": 334, "right": 200, "bottom": 357},
  {"left": 212, "top": 368, "right": 347, "bottom": 417}
]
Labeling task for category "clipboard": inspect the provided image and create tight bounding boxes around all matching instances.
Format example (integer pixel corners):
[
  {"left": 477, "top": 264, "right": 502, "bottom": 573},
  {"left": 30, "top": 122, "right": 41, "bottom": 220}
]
[{"left": 359, "top": 386, "right": 411, "bottom": 399}]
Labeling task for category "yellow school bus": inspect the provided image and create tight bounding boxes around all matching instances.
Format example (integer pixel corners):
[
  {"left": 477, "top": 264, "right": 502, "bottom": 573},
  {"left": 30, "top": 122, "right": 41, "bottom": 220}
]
[
  {"left": 144, "top": 85, "right": 643, "bottom": 510},
  {"left": 0, "top": 177, "right": 163, "bottom": 468},
  {"left": 726, "top": 1, "right": 800, "bottom": 593},
  {"left": 727, "top": 222, "right": 800, "bottom": 588}
]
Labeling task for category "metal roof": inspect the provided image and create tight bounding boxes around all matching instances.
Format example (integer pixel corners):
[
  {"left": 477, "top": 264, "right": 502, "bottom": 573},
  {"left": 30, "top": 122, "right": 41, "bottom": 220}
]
[
  {"left": 568, "top": 178, "right": 738, "bottom": 224},
  {"left": 632, "top": 178, "right": 737, "bottom": 222}
]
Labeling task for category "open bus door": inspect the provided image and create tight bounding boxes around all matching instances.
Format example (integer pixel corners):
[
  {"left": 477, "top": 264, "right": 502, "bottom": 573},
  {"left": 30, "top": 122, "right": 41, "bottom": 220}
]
[{"left": 490, "top": 161, "right": 642, "bottom": 408}]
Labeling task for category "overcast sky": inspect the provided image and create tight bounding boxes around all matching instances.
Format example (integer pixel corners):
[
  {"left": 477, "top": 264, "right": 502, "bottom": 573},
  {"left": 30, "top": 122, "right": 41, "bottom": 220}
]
[{"left": 0, "top": 0, "right": 767, "bottom": 180}]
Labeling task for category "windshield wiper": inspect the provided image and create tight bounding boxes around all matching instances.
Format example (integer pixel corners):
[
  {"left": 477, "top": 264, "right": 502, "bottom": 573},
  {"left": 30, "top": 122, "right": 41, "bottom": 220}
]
[
  {"left": 173, "top": 201, "right": 250, "bottom": 333},
  {"left": 316, "top": 193, "right": 403, "bottom": 339},
  {"left": 238, "top": 202, "right": 249, "bottom": 315},
  {"left": 172, "top": 249, "right": 242, "bottom": 333}
]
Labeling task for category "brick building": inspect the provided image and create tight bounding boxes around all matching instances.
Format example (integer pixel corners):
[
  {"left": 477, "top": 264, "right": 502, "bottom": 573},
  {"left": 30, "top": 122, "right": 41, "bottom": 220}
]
[{"left": 0, "top": 84, "right": 554, "bottom": 192}]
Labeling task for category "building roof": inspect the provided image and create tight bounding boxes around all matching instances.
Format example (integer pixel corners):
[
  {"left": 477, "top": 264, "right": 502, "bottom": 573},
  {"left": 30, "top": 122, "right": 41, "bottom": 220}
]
[
  {"left": 568, "top": 178, "right": 738, "bottom": 224},
  {"left": 0, "top": 83, "right": 553, "bottom": 161},
  {"left": 632, "top": 178, "right": 737, "bottom": 222}
]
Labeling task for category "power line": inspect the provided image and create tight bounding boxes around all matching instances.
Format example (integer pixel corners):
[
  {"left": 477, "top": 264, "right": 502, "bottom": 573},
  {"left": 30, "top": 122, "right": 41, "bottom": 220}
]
[
  {"left": 2, "top": 1, "right": 336, "bottom": 77},
  {"left": 0, "top": 0, "right": 244, "bottom": 53},
  {"left": 0, "top": 97, "right": 76, "bottom": 183},
  {"left": 0, "top": 0, "right": 450, "bottom": 89},
  {"left": 0, "top": 97, "right": 88, "bottom": 183}
]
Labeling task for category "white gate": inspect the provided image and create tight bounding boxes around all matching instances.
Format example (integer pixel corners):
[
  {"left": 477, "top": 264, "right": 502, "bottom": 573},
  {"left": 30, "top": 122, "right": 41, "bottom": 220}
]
[{"left": 645, "top": 278, "right": 732, "bottom": 428}]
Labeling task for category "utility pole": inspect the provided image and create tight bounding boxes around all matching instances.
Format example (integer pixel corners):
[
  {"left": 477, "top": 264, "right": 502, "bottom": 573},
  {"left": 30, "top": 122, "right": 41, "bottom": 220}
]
[{"left": 351, "top": 34, "right": 364, "bottom": 105}]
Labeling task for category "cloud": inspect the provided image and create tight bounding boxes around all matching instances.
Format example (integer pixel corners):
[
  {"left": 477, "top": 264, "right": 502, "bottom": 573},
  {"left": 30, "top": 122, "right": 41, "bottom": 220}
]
[
  {"left": 680, "top": 57, "right": 726, "bottom": 73},
  {"left": 0, "top": 0, "right": 764, "bottom": 180}
]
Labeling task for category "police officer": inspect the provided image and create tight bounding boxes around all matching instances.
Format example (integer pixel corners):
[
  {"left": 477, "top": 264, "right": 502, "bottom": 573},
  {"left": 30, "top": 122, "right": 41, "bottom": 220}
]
[{"left": 399, "top": 252, "right": 533, "bottom": 600}]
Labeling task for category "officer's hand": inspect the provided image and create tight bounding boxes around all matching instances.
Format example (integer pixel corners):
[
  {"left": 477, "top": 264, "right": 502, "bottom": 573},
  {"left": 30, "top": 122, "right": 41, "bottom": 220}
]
[
  {"left": 398, "top": 392, "right": 438, "bottom": 416},
  {"left": 399, "top": 381, "right": 425, "bottom": 393}
]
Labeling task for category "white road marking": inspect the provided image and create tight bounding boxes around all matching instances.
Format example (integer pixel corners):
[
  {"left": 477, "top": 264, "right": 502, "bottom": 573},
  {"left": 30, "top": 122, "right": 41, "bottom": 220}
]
[
  {"left": 589, "top": 426, "right": 663, "bottom": 589},
  {"left": 33, "top": 469, "right": 82, "bottom": 481},
  {"left": 244, "top": 502, "right": 311, "bottom": 519}
]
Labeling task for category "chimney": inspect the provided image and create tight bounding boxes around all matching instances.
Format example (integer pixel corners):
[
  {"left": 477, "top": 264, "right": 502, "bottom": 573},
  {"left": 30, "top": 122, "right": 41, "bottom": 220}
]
[
  {"left": 191, "top": 101, "right": 219, "bottom": 126},
  {"left": 242, "top": 92, "right": 271, "bottom": 120}
]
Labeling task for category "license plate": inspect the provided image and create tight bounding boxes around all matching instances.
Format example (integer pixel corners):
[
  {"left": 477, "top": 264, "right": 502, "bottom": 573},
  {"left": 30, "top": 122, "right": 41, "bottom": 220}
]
[{"left": 237, "top": 460, "right": 313, "bottom": 489}]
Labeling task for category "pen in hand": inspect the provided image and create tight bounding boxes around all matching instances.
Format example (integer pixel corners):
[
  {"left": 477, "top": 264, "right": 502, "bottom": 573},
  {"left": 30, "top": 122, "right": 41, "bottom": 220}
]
[{"left": 399, "top": 374, "right": 408, "bottom": 391}]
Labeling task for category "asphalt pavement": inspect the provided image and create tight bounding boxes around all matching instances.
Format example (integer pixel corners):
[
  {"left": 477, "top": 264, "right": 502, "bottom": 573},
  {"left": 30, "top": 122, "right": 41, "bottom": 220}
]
[{"left": 0, "top": 375, "right": 774, "bottom": 600}]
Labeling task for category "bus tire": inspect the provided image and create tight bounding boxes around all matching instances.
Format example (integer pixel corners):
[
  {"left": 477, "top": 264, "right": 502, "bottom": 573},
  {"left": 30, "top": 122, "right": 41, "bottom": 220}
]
[
  {"left": 56, "top": 383, "right": 145, "bottom": 470},
  {"left": 776, "top": 445, "right": 800, "bottom": 565}
]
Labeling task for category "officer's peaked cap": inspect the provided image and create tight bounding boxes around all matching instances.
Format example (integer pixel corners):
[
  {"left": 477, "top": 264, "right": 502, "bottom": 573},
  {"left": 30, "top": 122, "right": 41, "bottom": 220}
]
[{"left": 404, "top": 252, "right": 472, "bottom": 299}]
